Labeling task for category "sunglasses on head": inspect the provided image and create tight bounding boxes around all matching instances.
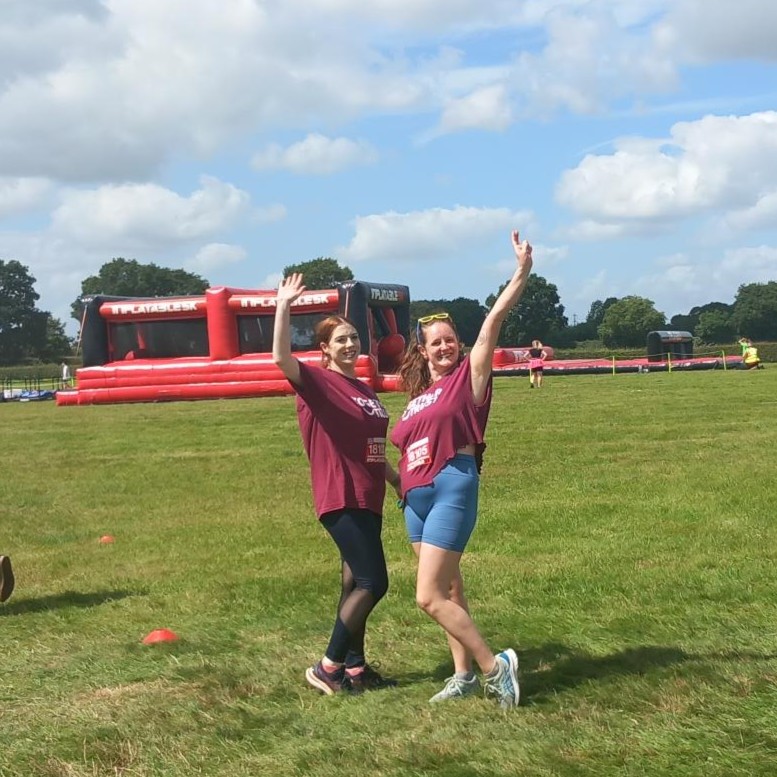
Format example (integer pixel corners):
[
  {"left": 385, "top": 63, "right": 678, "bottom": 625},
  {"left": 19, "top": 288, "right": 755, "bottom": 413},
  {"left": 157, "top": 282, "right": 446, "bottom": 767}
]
[{"left": 416, "top": 312, "right": 452, "bottom": 341}]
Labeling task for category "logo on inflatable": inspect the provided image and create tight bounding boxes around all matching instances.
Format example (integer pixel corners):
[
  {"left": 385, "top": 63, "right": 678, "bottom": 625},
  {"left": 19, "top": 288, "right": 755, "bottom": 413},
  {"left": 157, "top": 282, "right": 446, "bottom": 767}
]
[
  {"left": 370, "top": 288, "right": 401, "bottom": 302},
  {"left": 108, "top": 300, "right": 199, "bottom": 316},
  {"left": 237, "top": 293, "right": 336, "bottom": 309}
]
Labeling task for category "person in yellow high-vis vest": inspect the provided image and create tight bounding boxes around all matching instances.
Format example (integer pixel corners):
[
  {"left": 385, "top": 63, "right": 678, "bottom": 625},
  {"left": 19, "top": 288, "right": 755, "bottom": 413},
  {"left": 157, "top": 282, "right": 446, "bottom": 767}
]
[{"left": 738, "top": 338, "right": 762, "bottom": 370}]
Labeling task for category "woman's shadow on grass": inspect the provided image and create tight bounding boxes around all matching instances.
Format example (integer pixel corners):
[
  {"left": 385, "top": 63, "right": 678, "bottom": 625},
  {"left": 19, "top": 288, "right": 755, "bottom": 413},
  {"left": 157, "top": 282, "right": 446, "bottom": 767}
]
[
  {"left": 518, "top": 642, "right": 689, "bottom": 702},
  {"left": 507, "top": 642, "right": 777, "bottom": 703},
  {"left": 0, "top": 589, "right": 139, "bottom": 616},
  {"left": 426, "top": 641, "right": 777, "bottom": 702}
]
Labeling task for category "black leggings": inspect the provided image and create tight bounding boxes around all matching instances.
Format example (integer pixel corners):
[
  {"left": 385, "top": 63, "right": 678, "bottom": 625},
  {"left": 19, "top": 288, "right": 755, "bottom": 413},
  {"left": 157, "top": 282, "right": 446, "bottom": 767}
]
[{"left": 320, "top": 508, "right": 389, "bottom": 666}]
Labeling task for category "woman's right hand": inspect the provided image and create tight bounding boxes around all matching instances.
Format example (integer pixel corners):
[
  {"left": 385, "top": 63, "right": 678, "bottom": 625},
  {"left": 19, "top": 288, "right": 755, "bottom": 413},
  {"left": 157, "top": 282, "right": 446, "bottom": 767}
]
[
  {"left": 273, "top": 273, "right": 306, "bottom": 385},
  {"left": 277, "top": 272, "right": 306, "bottom": 304},
  {"left": 511, "top": 230, "right": 533, "bottom": 272}
]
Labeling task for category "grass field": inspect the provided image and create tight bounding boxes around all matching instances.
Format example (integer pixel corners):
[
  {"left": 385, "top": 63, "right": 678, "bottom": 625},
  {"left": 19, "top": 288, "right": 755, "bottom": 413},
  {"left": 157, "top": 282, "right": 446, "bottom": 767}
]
[{"left": 2, "top": 368, "right": 777, "bottom": 776}]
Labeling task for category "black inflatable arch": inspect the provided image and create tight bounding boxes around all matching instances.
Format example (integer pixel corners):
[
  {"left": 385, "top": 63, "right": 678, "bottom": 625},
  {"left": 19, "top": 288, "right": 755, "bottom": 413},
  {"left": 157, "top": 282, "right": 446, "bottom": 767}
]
[{"left": 646, "top": 330, "right": 693, "bottom": 362}]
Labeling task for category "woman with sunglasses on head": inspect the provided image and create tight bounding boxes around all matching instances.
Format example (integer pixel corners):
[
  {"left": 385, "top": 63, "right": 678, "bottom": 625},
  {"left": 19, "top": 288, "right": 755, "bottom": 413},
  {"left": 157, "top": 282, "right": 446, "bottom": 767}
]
[
  {"left": 273, "top": 273, "right": 401, "bottom": 696},
  {"left": 390, "top": 230, "right": 533, "bottom": 707}
]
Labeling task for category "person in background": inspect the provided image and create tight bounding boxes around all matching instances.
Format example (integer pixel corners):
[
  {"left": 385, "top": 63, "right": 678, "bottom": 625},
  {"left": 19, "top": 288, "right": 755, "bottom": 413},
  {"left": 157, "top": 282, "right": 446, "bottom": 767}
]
[
  {"left": 0, "top": 555, "right": 14, "bottom": 603},
  {"left": 738, "top": 338, "right": 762, "bottom": 370},
  {"left": 390, "top": 229, "right": 533, "bottom": 708},
  {"left": 527, "top": 340, "right": 547, "bottom": 389},
  {"left": 273, "top": 273, "right": 400, "bottom": 696}
]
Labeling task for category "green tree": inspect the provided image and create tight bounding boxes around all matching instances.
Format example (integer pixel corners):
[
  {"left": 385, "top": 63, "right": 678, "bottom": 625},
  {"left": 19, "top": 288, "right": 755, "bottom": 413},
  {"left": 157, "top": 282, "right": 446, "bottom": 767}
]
[
  {"left": 282, "top": 257, "right": 353, "bottom": 289},
  {"left": 670, "top": 302, "right": 732, "bottom": 334},
  {"left": 695, "top": 309, "right": 736, "bottom": 344},
  {"left": 71, "top": 259, "right": 209, "bottom": 321},
  {"left": 554, "top": 297, "right": 619, "bottom": 345},
  {"left": 0, "top": 260, "right": 49, "bottom": 365},
  {"left": 485, "top": 274, "right": 567, "bottom": 346},
  {"left": 410, "top": 298, "right": 486, "bottom": 346},
  {"left": 730, "top": 281, "right": 777, "bottom": 340},
  {"left": 587, "top": 297, "right": 619, "bottom": 327},
  {"left": 554, "top": 321, "right": 596, "bottom": 347},
  {"left": 45, "top": 316, "right": 74, "bottom": 360},
  {"left": 598, "top": 296, "right": 665, "bottom": 348}
]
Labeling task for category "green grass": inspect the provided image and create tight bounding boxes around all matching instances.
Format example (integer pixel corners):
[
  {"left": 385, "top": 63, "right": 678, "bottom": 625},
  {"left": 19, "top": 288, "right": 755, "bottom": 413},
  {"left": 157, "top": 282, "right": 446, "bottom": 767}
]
[{"left": 2, "top": 368, "right": 777, "bottom": 776}]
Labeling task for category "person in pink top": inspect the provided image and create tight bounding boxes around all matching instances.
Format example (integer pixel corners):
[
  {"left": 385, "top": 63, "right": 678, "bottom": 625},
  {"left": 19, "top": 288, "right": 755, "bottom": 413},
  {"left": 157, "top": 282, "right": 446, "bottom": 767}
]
[
  {"left": 273, "top": 273, "right": 401, "bottom": 696},
  {"left": 528, "top": 339, "right": 548, "bottom": 389},
  {"left": 390, "top": 229, "right": 533, "bottom": 707}
]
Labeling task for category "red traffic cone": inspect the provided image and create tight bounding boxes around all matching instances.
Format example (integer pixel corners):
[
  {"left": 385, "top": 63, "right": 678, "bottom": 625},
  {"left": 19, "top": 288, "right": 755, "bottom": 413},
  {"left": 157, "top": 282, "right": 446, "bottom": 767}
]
[
  {"left": 99, "top": 535, "right": 115, "bottom": 544},
  {"left": 142, "top": 628, "right": 179, "bottom": 645}
]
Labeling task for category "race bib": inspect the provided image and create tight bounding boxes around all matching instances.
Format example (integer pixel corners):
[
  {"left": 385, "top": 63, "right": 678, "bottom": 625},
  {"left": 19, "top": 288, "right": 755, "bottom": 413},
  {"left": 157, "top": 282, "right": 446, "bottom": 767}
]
[
  {"left": 406, "top": 437, "right": 431, "bottom": 471},
  {"left": 366, "top": 437, "right": 386, "bottom": 463}
]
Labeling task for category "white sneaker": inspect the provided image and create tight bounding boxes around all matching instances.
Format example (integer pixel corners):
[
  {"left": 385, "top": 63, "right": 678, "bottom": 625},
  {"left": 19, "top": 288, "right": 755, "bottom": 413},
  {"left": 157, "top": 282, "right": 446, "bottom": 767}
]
[
  {"left": 429, "top": 673, "right": 480, "bottom": 703},
  {"left": 483, "top": 649, "right": 520, "bottom": 708}
]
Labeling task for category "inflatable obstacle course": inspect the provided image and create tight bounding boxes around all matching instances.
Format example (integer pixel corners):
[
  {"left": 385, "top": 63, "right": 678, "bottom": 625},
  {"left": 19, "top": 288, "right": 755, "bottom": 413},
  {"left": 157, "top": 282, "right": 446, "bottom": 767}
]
[{"left": 57, "top": 281, "right": 410, "bottom": 406}]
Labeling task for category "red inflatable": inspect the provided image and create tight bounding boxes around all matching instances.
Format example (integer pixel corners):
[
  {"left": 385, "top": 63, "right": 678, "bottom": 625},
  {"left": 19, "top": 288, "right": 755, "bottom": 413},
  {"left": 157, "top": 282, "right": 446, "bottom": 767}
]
[{"left": 58, "top": 282, "right": 411, "bottom": 406}]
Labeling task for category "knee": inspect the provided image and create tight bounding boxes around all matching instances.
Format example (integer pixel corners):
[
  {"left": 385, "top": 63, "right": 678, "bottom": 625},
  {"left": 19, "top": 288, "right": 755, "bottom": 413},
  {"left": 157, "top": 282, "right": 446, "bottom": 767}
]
[
  {"left": 371, "top": 573, "right": 389, "bottom": 603},
  {"left": 358, "top": 571, "right": 388, "bottom": 603},
  {"left": 415, "top": 590, "right": 442, "bottom": 617}
]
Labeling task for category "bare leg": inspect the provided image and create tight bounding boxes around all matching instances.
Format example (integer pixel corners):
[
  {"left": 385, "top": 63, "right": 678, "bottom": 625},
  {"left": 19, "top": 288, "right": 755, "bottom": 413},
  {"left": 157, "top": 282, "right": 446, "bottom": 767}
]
[
  {"left": 411, "top": 543, "right": 473, "bottom": 673},
  {"left": 414, "top": 542, "right": 496, "bottom": 675}
]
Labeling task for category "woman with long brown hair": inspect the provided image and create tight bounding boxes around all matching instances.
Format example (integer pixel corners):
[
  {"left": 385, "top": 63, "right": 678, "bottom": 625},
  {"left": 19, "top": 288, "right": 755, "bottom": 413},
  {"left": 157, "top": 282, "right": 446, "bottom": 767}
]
[
  {"left": 273, "top": 273, "right": 400, "bottom": 695},
  {"left": 390, "top": 230, "right": 533, "bottom": 707}
]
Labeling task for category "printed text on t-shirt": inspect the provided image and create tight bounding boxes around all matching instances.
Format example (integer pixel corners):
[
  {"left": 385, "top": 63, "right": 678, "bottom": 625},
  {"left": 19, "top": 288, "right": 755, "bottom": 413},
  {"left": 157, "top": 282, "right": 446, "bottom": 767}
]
[
  {"left": 406, "top": 437, "right": 431, "bottom": 471},
  {"left": 400, "top": 388, "right": 443, "bottom": 421},
  {"left": 352, "top": 396, "right": 389, "bottom": 418},
  {"left": 366, "top": 437, "right": 386, "bottom": 463}
]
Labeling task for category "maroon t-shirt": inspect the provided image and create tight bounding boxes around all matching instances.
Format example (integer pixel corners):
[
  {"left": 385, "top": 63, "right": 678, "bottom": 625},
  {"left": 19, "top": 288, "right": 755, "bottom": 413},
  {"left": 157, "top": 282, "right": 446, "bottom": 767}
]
[
  {"left": 390, "top": 356, "right": 492, "bottom": 497},
  {"left": 293, "top": 360, "right": 389, "bottom": 518}
]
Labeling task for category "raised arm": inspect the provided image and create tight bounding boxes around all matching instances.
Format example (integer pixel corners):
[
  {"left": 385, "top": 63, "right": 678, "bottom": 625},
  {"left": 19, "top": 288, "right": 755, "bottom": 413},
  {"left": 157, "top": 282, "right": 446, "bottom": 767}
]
[
  {"left": 469, "top": 230, "right": 533, "bottom": 403},
  {"left": 272, "top": 273, "right": 307, "bottom": 386}
]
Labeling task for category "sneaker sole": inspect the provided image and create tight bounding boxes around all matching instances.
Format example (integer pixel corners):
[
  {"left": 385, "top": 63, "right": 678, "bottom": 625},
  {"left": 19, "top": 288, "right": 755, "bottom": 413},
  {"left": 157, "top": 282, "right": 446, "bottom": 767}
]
[
  {"left": 429, "top": 682, "right": 480, "bottom": 703},
  {"left": 0, "top": 556, "right": 14, "bottom": 603},
  {"left": 500, "top": 649, "right": 520, "bottom": 707},
  {"left": 305, "top": 666, "right": 338, "bottom": 696}
]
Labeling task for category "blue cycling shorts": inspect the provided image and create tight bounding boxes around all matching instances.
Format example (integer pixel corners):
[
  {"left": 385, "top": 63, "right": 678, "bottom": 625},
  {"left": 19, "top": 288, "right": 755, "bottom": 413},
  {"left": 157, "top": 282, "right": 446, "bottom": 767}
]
[{"left": 403, "top": 454, "right": 479, "bottom": 553}]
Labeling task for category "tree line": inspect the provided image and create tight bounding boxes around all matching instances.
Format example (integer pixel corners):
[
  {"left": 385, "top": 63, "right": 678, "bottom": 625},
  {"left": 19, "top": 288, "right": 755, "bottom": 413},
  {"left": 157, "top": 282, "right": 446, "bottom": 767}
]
[{"left": 2, "top": 255, "right": 776, "bottom": 366}]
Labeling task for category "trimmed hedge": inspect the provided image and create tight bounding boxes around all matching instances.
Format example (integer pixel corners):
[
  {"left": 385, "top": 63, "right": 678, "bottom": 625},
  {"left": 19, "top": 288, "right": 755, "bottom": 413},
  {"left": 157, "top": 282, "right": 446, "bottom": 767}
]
[{"left": 0, "top": 362, "right": 70, "bottom": 383}]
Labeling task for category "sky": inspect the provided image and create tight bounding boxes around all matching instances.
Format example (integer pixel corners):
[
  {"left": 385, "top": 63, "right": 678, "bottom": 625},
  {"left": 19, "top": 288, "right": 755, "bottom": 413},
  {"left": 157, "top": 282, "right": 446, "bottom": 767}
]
[{"left": 1, "top": 0, "right": 776, "bottom": 336}]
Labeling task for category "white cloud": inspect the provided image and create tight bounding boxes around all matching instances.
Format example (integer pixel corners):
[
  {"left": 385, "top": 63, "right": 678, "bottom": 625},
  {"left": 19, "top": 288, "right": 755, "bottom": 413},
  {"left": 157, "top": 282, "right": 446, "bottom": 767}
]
[
  {"left": 510, "top": 6, "right": 677, "bottom": 118},
  {"left": 2, "top": 0, "right": 771, "bottom": 185},
  {"left": 0, "top": 0, "right": 711, "bottom": 183},
  {"left": 631, "top": 244, "right": 777, "bottom": 316},
  {"left": 433, "top": 84, "right": 513, "bottom": 137},
  {"left": 493, "top": 242, "right": 568, "bottom": 274},
  {"left": 337, "top": 205, "right": 533, "bottom": 263},
  {"left": 0, "top": 177, "right": 52, "bottom": 218},
  {"left": 49, "top": 176, "right": 250, "bottom": 249},
  {"left": 251, "top": 134, "right": 378, "bottom": 175},
  {"left": 556, "top": 112, "right": 777, "bottom": 233},
  {"left": 725, "top": 193, "right": 777, "bottom": 232},
  {"left": 656, "top": 0, "right": 777, "bottom": 63},
  {"left": 1, "top": 1, "right": 776, "bottom": 335},
  {"left": 185, "top": 243, "right": 247, "bottom": 273}
]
